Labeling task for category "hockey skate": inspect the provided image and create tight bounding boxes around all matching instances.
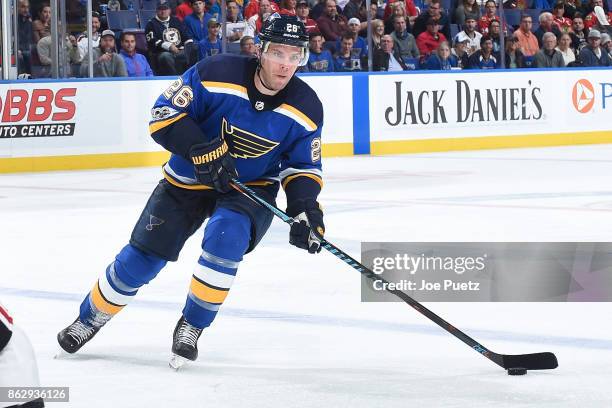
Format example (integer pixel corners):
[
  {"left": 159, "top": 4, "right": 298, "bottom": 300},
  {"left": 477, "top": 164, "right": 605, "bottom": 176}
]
[
  {"left": 169, "top": 316, "right": 203, "bottom": 370},
  {"left": 56, "top": 318, "right": 101, "bottom": 355}
]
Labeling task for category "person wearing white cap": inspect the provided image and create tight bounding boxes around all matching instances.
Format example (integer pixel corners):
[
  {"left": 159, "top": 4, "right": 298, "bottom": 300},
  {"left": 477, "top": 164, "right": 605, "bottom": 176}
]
[
  {"left": 578, "top": 29, "right": 611, "bottom": 66},
  {"left": 80, "top": 29, "right": 128, "bottom": 77},
  {"left": 334, "top": 17, "right": 368, "bottom": 60}
]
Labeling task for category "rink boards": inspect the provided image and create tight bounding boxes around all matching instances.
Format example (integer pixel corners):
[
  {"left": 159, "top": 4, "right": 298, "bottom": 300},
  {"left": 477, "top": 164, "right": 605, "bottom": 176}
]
[{"left": 0, "top": 67, "right": 610, "bottom": 173}]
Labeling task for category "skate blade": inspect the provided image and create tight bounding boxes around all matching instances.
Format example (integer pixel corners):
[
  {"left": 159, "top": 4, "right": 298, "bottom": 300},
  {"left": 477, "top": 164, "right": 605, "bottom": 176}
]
[{"left": 169, "top": 354, "right": 189, "bottom": 371}]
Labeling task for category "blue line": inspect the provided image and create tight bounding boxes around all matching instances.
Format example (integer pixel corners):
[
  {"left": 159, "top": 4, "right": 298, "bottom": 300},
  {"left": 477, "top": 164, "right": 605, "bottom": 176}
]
[
  {"left": 352, "top": 75, "right": 370, "bottom": 155},
  {"left": 2, "top": 286, "right": 610, "bottom": 351}
]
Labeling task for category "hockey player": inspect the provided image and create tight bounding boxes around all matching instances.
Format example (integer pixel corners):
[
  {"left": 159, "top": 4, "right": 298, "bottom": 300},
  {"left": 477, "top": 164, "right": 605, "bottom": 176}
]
[{"left": 57, "top": 14, "right": 325, "bottom": 369}]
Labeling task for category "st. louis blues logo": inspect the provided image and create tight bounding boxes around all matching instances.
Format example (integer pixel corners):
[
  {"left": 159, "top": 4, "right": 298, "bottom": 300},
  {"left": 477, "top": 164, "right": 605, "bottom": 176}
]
[
  {"left": 146, "top": 215, "right": 165, "bottom": 231},
  {"left": 221, "top": 117, "right": 279, "bottom": 159}
]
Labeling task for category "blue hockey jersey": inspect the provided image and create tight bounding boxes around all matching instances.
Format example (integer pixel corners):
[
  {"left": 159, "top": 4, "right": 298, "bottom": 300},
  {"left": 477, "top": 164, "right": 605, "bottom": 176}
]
[{"left": 149, "top": 54, "right": 323, "bottom": 200}]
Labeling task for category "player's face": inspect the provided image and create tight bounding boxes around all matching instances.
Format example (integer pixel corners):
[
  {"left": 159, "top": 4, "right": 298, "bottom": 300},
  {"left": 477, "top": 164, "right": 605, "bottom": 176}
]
[
  {"left": 260, "top": 43, "right": 302, "bottom": 91},
  {"left": 122, "top": 35, "right": 136, "bottom": 53}
]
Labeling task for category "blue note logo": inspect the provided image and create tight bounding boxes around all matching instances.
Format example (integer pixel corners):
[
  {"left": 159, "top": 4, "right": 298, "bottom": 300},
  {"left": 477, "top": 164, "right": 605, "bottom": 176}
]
[{"left": 146, "top": 215, "right": 165, "bottom": 231}]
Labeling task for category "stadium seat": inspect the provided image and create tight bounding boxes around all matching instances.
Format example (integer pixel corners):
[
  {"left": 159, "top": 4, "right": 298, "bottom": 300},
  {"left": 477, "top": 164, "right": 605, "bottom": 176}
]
[
  {"left": 142, "top": 0, "right": 157, "bottom": 10},
  {"left": 524, "top": 8, "right": 541, "bottom": 24},
  {"left": 440, "top": 0, "right": 452, "bottom": 12},
  {"left": 450, "top": 24, "right": 460, "bottom": 40},
  {"left": 107, "top": 10, "right": 139, "bottom": 30},
  {"left": 139, "top": 10, "right": 156, "bottom": 28},
  {"left": 503, "top": 9, "right": 521, "bottom": 27}
]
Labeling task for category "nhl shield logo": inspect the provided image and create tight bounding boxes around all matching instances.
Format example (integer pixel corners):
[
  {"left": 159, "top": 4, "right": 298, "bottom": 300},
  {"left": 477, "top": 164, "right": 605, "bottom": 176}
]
[{"left": 254, "top": 101, "right": 265, "bottom": 111}]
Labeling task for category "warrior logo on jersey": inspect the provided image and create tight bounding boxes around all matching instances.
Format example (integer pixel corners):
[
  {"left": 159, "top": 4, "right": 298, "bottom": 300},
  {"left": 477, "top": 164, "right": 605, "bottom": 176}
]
[
  {"left": 221, "top": 117, "right": 279, "bottom": 159},
  {"left": 163, "top": 28, "right": 181, "bottom": 46}
]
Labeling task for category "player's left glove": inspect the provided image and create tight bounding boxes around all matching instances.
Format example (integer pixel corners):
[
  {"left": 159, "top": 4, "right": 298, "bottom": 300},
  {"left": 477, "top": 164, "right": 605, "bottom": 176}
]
[
  {"left": 286, "top": 199, "right": 325, "bottom": 254},
  {"left": 190, "top": 137, "right": 237, "bottom": 193}
]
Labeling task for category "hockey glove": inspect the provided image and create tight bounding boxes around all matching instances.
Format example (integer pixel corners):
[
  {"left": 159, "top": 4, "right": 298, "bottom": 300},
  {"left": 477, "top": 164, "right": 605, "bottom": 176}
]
[
  {"left": 190, "top": 138, "right": 237, "bottom": 193},
  {"left": 286, "top": 199, "right": 325, "bottom": 254}
]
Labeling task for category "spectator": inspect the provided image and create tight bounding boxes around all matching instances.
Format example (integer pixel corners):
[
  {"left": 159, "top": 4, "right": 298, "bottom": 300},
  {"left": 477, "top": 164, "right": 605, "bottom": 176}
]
[
  {"left": 226, "top": 0, "right": 248, "bottom": 43},
  {"left": 590, "top": 5, "right": 612, "bottom": 33},
  {"left": 503, "top": 0, "right": 529, "bottom": 9},
  {"left": 239, "top": 35, "right": 258, "bottom": 56},
  {"left": 345, "top": 0, "right": 368, "bottom": 22},
  {"left": 145, "top": 0, "right": 193, "bottom": 75},
  {"left": 478, "top": 0, "right": 500, "bottom": 35},
  {"left": 578, "top": 29, "right": 611, "bottom": 65},
  {"left": 454, "top": 17, "right": 482, "bottom": 55},
  {"left": 198, "top": 18, "right": 222, "bottom": 59},
  {"left": 120, "top": 31, "right": 154, "bottom": 77},
  {"left": 307, "top": 32, "right": 334, "bottom": 71},
  {"left": 32, "top": 3, "right": 51, "bottom": 44},
  {"left": 311, "top": 0, "right": 340, "bottom": 21},
  {"left": 489, "top": 19, "right": 502, "bottom": 53},
  {"left": 338, "top": 18, "right": 368, "bottom": 59},
  {"left": 413, "top": 0, "right": 451, "bottom": 40},
  {"left": 570, "top": 15, "right": 589, "bottom": 51},
  {"left": 80, "top": 30, "right": 127, "bottom": 77},
  {"left": 451, "top": 37, "right": 470, "bottom": 68},
  {"left": 383, "top": 0, "right": 418, "bottom": 24},
  {"left": 467, "top": 35, "right": 499, "bottom": 68},
  {"left": 17, "top": 0, "right": 33, "bottom": 75},
  {"left": 535, "top": 12, "right": 562, "bottom": 48},
  {"left": 77, "top": 13, "right": 102, "bottom": 63},
  {"left": 556, "top": 32, "right": 576, "bottom": 64},
  {"left": 513, "top": 14, "right": 539, "bottom": 56},
  {"left": 425, "top": 41, "right": 458, "bottom": 69},
  {"left": 552, "top": 3, "right": 573, "bottom": 33},
  {"left": 385, "top": 2, "right": 407, "bottom": 35},
  {"left": 37, "top": 33, "right": 79, "bottom": 73},
  {"left": 504, "top": 36, "right": 526, "bottom": 67},
  {"left": 334, "top": 35, "right": 361, "bottom": 70},
  {"left": 602, "top": 33, "right": 612, "bottom": 59},
  {"left": 533, "top": 32, "right": 565, "bottom": 67},
  {"left": 107, "top": 0, "right": 122, "bottom": 11},
  {"left": 246, "top": 0, "right": 273, "bottom": 37},
  {"left": 184, "top": 0, "right": 213, "bottom": 42},
  {"left": 584, "top": 0, "right": 612, "bottom": 29},
  {"left": 391, "top": 15, "right": 419, "bottom": 60},
  {"left": 371, "top": 19, "right": 385, "bottom": 50},
  {"left": 416, "top": 18, "right": 447, "bottom": 59},
  {"left": 280, "top": 0, "right": 298, "bottom": 15},
  {"left": 175, "top": 0, "right": 193, "bottom": 21},
  {"left": 296, "top": 0, "right": 319, "bottom": 33},
  {"left": 244, "top": 0, "right": 279, "bottom": 20},
  {"left": 454, "top": 0, "right": 481, "bottom": 26},
  {"left": 317, "top": 0, "right": 348, "bottom": 42},
  {"left": 373, "top": 34, "right": 408, "bottom": 70}
]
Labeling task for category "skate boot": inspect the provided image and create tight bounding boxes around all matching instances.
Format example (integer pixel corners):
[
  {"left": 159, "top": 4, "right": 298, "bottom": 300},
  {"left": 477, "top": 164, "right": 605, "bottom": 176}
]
[
  {"left": 57, "top": 318, "right": 101, "bottom": 354},
  {"left": 169, "top": 316, "right": 203, "bottom": 370}
]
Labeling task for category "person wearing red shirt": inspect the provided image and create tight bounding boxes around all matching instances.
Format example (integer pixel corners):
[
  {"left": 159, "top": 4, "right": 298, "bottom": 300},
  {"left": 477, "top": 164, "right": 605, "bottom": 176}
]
[
  {"left": 417, "top": 18, "right": 447, "bottom": 60},
  {"left": 584, "top": 0, "right": 612, "bottom": 29},
  {"left": 552, "top": 3, "right": 573, "bottom": 33},
  {"left": 244, "top": 0, "right": 280, "bottom": 20},
  {"left": 175, "top": 0, "right": 193, "bottom": 21},
  {"left": 296, "top": 0, "right": 318, "bottom": 33},
  {"left": 316, "top": 0, "right": 348, "bottom": 42},
  {"left": 478, "top": 0, "right": 500, "bottom": 34}
]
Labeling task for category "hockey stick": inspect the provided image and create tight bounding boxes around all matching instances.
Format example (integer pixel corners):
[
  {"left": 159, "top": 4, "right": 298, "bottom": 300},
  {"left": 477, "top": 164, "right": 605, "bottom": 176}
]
[{"left": 231, "top": 179, "right": 558, "bottom": 374}]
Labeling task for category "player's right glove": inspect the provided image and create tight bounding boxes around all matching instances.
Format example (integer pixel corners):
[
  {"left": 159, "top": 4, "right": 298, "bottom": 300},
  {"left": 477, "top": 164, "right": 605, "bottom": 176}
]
[
  {"left": 286, "top": 199, "right": 325, "bottom": 254},
  {"left": 190, "top": 138, "right": 237, "bottom": 193}
]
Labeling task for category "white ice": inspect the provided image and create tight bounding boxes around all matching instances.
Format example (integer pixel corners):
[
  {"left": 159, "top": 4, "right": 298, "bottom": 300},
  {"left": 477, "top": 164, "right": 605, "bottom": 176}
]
[{"left": 2, "top": 145, "right": 612, "bottom": 407}]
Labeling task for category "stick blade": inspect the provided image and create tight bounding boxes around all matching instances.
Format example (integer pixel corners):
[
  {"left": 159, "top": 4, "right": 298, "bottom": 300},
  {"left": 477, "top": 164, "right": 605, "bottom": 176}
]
[{"left": 501, "top": 352, "right": 558, "bottom": 370}]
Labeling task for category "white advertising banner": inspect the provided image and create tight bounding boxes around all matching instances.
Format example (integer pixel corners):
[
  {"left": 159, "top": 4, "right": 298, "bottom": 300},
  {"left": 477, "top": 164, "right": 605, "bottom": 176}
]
[
  {"left": 0, "top": 75, "right": 352, "bottom": 160},
  {"left": 369, "top": 69, "right": 612, "bottom": 142}
]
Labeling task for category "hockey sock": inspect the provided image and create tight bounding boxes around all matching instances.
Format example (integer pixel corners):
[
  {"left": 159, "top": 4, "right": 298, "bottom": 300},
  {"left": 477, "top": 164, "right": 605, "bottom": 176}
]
[{"left": 182, "top": 208, "right": 250, "bottom": 328}]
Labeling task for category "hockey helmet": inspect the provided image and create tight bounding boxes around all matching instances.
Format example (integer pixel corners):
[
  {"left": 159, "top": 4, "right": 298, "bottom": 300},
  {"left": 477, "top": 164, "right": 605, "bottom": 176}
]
[{"left": 259, "top": 14, "right": 309, "bottom": 66}]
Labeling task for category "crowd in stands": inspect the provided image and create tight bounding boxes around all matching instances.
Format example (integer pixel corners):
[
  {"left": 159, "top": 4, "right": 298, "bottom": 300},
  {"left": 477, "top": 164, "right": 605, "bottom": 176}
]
[{"left": 9, "top": 0, "right": 612, "bottom": 78}]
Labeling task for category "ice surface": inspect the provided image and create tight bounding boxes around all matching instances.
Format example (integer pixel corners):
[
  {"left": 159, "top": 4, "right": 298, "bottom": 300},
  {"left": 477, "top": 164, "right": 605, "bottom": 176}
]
[{"left": 2, "top": 145, "right": 612, "bottom": 407}]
